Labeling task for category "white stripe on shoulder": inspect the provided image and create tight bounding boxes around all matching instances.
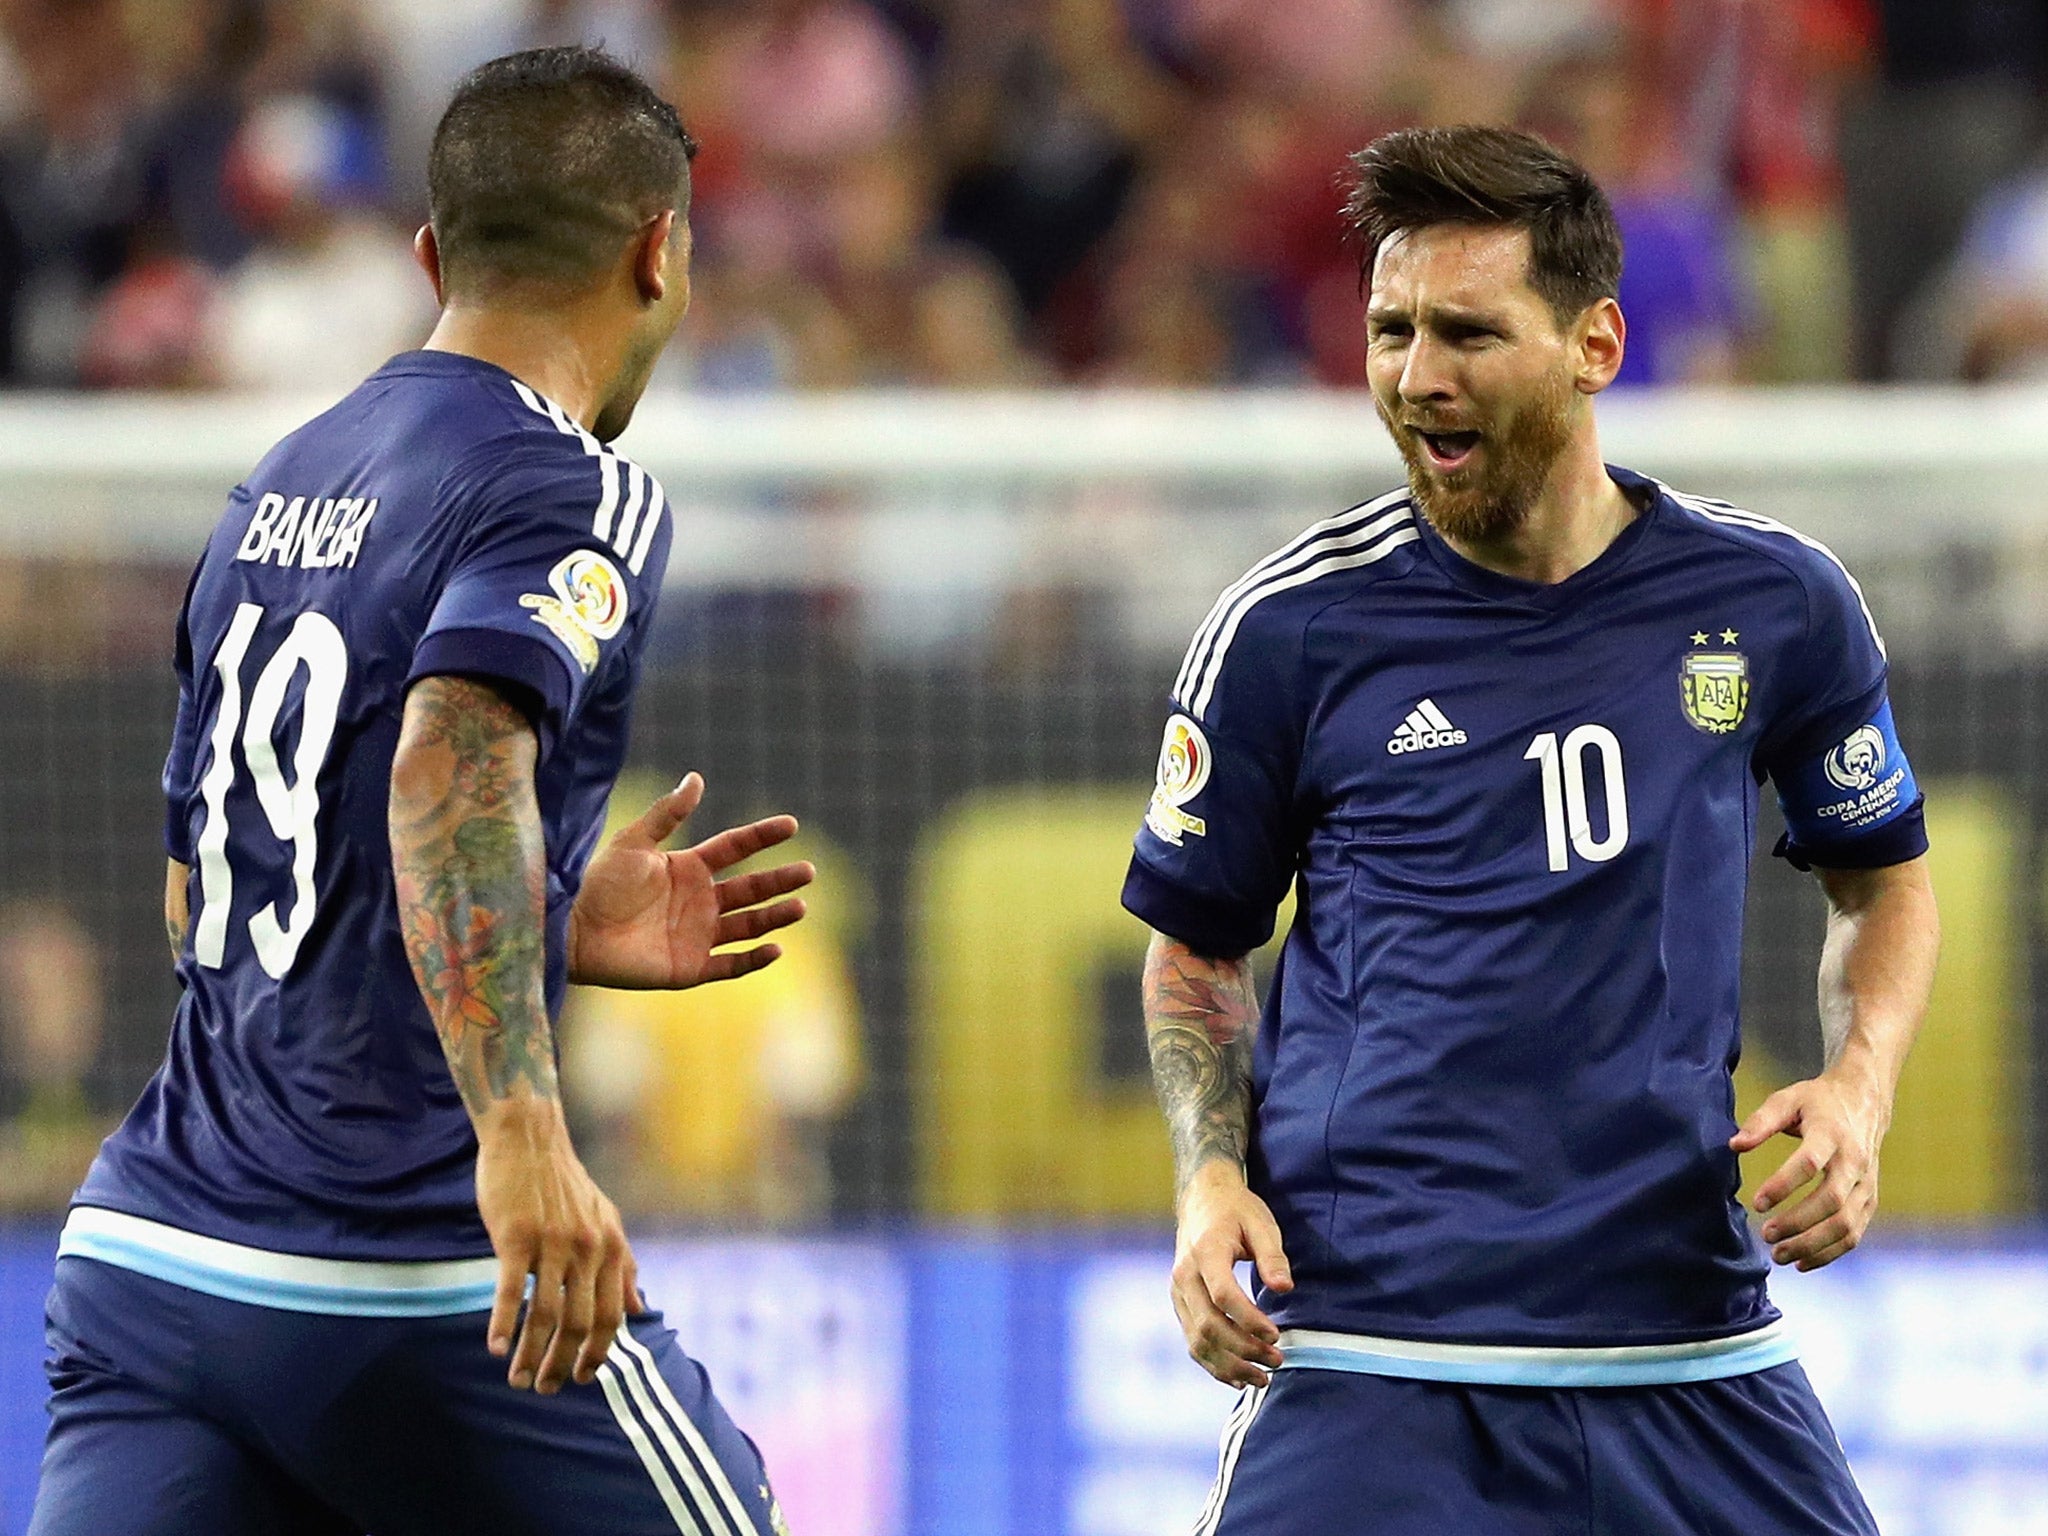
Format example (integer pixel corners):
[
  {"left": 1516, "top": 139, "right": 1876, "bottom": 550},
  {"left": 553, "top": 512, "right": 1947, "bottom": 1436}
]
[
  {"left": 508, "top": 378, "right": 550, "bottom": 420},
  {"left": 1188, "top": 519, "right": 1419, "bottom": 718},
  {"left": 1660, "top": 484, "right": 1886, "bottom": 660},
  {"left": 508, "top": 379, "right": 648, "bottom": 564},
  {"left": 594, "top": 453, "right": 623, "bottom": 544},
  {"left": 510, "top": 380, "right": 594, "bottom": 453},
  {"left": 614, "top": 1329, "right": 763, "bottom": 1536},
  {"left": 629, "top": 476, "right": 668, "bottom": 577},
  {"left": 596, "top": 1361, "right": 713, "bottom": 1534},
  {"left": 615, "top": 462, "right": 649, "bottom": 559},
  {"left": 1173, "top": 490, "right": 1410, "bottom": 704}
]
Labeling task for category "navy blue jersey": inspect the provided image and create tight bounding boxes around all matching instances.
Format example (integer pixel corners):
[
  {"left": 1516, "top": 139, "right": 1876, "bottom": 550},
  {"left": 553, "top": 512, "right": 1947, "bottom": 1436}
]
[
  {"left": 1122, "top": 468, "right": 1926, "bottom": 1375},
  {"left": 74, "top": 351, "right": 673, "bottom": 1275}
]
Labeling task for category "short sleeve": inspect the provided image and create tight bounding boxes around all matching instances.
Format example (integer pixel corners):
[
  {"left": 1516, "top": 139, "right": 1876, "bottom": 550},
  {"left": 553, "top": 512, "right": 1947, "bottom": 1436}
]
[
  {"left": 1121, "top": 604, "right": 1306, "bottom": 956},
  {"left": 161, "top": 568, "right": 203, "bottom": 864},
  {"left": 1757, "top": 550, "right": 1927, "bottom": 871},
  {"left": 409, "top": 440, "right": 670, "bottom": 752}
]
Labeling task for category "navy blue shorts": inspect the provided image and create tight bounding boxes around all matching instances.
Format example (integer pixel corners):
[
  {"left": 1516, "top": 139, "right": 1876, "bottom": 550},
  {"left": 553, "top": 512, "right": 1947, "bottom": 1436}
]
[
  {"left": 1198, "top": 1364, "right": 1878, "bottom": 1536},
  {"left": 29, "top": 1256, "right": 783, "bottom": 1536}
]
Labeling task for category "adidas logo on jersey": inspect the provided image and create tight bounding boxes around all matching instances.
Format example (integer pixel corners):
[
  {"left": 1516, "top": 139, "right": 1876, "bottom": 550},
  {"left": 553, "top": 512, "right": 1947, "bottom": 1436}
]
[{"left": 1387, "top": 699, "right": 1467, "bottom": 755}]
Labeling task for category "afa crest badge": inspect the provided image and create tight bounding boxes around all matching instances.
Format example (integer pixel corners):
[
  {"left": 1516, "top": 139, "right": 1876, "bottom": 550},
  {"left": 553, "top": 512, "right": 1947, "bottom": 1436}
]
[
  {"left": 1146, "top": 713, "right": 1211, "bottom": 845},
  {"left": 1680, "top": 650, "right": 1749, "bottom": 735},
  {"left": 520, "top": 549, "right": 629, "bottom": 672}
]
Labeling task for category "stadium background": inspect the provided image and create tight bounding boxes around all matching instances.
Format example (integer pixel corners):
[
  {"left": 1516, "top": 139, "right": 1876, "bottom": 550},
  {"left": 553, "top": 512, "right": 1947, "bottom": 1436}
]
[{"left": 0, "top": 0, "right": 2046, "bottom": 1532}]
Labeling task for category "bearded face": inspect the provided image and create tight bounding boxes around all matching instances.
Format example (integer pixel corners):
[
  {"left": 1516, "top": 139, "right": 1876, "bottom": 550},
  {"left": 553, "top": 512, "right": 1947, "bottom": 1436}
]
[
  {"left": 1377, "top": 361, "right": 1577, "bottom": 544},
  {"left": 1364, "top": 223, "right": 1603, "bottom": 549}
]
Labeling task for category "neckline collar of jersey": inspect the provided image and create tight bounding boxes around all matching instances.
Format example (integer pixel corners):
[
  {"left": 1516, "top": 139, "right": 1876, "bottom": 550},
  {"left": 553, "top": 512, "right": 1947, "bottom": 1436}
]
[
  {"left": 1409, "top": 464, "right": 1662, "bottom": 609},
  {"left": 374, "top": 350, "right": 590, "bottom": 434},
  {"left": 374, "top": 348, "right": 528, "bottom": 386}
]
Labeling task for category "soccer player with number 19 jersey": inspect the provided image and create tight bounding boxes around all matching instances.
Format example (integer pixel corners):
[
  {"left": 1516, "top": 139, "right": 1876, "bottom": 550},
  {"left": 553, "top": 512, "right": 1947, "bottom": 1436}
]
[
  {"left": 32, "top": 49, "right": 807, "bottom": 1536},
  {"left": 1126, "top": 127, "right": 1939, "bottom": 1535}
]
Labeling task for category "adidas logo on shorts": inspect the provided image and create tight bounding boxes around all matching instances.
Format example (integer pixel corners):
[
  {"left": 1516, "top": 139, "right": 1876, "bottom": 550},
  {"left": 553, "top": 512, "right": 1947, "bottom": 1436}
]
[{"left": 1387, "top": 698, "right": 1468, "bottom": 755}]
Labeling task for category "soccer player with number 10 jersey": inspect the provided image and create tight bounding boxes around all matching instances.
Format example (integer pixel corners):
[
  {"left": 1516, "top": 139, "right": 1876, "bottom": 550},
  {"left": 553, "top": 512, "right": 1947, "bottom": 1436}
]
[{"left": 1126, "top": 126, "right": 1939, "bottom": 1535}]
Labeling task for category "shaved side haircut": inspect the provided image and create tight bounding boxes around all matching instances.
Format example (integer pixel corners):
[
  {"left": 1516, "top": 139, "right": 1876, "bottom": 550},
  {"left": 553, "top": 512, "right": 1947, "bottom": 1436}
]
[{"left": 429, "top": 45, "right": 698, "bottom": 298}]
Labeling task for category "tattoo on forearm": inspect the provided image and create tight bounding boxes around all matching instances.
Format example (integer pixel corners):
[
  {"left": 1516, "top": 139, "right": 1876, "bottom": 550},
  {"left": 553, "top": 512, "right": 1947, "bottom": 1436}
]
[
  {"left": 1144, "top": 935, "right": 1259, "bottom": 1195},
  {"left": 389, "top": 676, "right": 557, "bottom": 1118},
  {"left": 165, "top": 864, "right": 190, "bottom": 963}
]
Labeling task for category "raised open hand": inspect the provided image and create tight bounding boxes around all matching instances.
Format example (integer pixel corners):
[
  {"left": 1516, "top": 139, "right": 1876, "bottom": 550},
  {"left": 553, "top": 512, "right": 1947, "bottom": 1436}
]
[{"left": 566, "top": 773, "right": 814, "bottom": 990}]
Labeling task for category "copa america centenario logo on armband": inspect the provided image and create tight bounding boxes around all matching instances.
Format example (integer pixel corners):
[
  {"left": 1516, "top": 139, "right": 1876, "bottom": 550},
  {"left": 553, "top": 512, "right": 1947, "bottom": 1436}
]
[
  {"left": 1680, "top": 651, "right": 1749, "bottom": 735},
  {"left": 520, "top": 549, "right": 629, "bottom": 673},
  {"left": 1825, "top": 725, "right": 1887, "bottom": 792},
  {"left": 1146, "top": 713, "right": 1211, "bottom": 845}
]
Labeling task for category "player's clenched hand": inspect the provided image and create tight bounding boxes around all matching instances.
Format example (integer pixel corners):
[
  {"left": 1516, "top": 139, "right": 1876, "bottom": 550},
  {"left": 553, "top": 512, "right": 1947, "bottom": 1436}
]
[
  {"left": 1172, "top": 1161, "right": 1294, "bottom": 1388},
  {"left": 1730, "top": 1070, "right": 1889, "bottom": 1272},
  {"left": 568, "top": 772, "right": 815, "bottom": 990},
  {"left": 475, "top": 1098, "right": 641, "bottom": 1394}
]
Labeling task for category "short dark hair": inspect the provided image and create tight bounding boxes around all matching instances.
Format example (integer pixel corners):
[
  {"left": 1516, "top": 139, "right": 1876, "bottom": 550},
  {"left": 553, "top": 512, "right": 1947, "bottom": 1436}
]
[
  {"left": 428, "top": 46, "right": 698, "bottom": 296},
  {"left": 1340, "top": 125, "right": 1621, "bottom": 323}
]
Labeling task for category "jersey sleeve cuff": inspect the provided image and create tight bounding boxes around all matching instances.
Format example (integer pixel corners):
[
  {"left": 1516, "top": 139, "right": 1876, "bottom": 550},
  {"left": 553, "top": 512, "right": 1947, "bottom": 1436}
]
[
  {"left": 1121, "top": 858, "right": 1275, "bottom": 958},
  {"left": 407, "top": 628, "right": 572, "bottom": 756},
  {"left": 1774, "top": 797, "right": 1928, "bottom": 871}
]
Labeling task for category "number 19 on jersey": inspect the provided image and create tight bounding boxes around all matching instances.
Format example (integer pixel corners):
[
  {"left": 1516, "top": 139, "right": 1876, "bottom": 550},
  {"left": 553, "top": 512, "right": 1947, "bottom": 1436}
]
[{"left": 192, "top": 603, "right": 349, "bottom": 978}]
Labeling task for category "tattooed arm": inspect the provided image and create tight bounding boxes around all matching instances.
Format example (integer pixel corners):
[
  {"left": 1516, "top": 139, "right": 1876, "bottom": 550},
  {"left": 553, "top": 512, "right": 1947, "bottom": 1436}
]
[
  {"left": 164, "top": 860, "right": 190, "bottom": 962},
  {"left": 1147, "top": 930, "right": 1293, "bottom": 1388},
  {"left": 389, "top": 677, "right": 554, "bottom": 1111},
  {"left": 389, "top": 675, "right": 636, "bottom": 1395},
  {"left": 1145, "top": 932, "right": 1261, "bottom": 1195}
]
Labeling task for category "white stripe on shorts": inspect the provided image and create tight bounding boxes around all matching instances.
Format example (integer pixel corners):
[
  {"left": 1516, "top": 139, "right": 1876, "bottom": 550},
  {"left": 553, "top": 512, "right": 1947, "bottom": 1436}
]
[
  {"left": 604, "top": 1340, "right": 740, "bottom": 1536},
  {"left": 1193, "top": 1383, "right": 1268, "bottom": 1536},
  {"left": 614, "top": 1329, "right": 764, "bottom": 1536},
  {"left": 596, "top": 1358, "right": 712, "bottom": 1534}
]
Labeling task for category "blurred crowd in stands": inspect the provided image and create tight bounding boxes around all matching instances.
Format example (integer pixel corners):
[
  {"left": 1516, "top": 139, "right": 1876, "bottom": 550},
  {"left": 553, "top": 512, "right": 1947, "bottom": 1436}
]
[{"left": 2, "top": 0, "right": 2048, "bottom": 393}]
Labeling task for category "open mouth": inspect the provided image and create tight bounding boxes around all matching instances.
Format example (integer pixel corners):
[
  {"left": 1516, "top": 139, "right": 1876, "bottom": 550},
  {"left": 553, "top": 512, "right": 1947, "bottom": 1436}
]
[{"left": 1417, "top": 429, "right": 1481, "bottom": 471}]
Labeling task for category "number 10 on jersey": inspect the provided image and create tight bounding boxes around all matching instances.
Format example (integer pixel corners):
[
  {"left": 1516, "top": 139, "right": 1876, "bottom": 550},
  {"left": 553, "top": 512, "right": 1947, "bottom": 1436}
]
[{"left": 1524, "top": 725, "right": 1630, "bottom": 872}]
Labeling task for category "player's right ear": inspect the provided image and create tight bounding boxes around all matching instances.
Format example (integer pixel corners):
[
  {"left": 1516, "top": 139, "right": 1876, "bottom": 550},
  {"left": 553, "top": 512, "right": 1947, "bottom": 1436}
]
[
  {"left": 630, "top": 210, "right": 680, "bottom": 309},
  {"left": 414, "top": 225, "right": 446, "bottom": 306}
]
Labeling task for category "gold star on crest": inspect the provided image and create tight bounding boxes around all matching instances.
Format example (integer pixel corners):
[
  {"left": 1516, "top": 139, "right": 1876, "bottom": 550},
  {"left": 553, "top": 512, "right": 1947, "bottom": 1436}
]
[
  {"left": 1690, "top": 631, "right": 1708, "bottom": 646},
  {"left": 1720, "top": 628, "right": 1740, "bottom": 644}
]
